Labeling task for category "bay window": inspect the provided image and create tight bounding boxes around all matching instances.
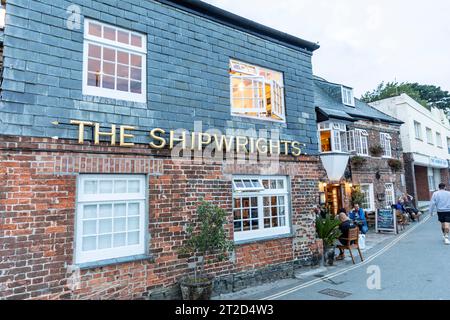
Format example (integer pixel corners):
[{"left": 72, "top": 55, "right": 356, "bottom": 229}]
[
  {"left": 230, "top": 60, "right": 285, "bottom": 122},
  {"left": 232, "top": 176, "right": 290, "bottom": 242},
  {"left": 318, "top": 122, "right": 353, "bottom": 153},
  {"left": 75, "top": 175, "right": 146, "bottom": 264},
  {"left": 83, "top": 19, "right": 146, "bottom": 103}
]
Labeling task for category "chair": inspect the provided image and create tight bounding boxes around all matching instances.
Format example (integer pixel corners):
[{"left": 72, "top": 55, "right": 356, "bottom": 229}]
[
  {"left": 395, "top": 210, "right": 408, "bottom": 232},
  {"left": 336, "top": 227, "right": 364, "bottom": 264}
]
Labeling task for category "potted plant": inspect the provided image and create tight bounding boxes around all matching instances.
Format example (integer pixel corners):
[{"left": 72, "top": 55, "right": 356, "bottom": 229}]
[
  {"left": 351, "top": 186, "right": 366, "bottom": 207},
  {"left": 178, "top": 200, "right": 234, "bottom": 300},
  {"left": 388, "top": 159, "right": 403, "bottom": 172},
  {"left": 350, "top": 156, "right": 367, "bottom": 168},
  {"left": 369, "top": 144, "right": 384, "bottom": 157},
  {"left": 315, "top": 213, "right": 342, "bottom": 266}
]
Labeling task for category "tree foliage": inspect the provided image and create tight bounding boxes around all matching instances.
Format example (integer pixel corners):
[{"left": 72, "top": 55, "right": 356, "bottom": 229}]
[{"left": 361, "top": 81, "right": 450, "bottom": 111}]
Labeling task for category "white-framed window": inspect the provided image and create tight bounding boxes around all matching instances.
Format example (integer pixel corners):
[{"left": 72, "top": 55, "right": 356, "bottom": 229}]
[
  {"left": 341, "top": 86, "right": 355, "bottom": 107},
  {"left": 229, "top": 60, "right": 285, "bottom": 122},
  {"left": 232, "top": 176, "right": 290, "bottom": 242},
  {"left": 426, "top": 127, "right": 433, "bottom": 145},
  {"left": 318, "top": 121, "right": 352, "bottom": 153},
  {"left": 380, "top": 133, "right": 392, "bottom": 158},
  {"left": 414, "top": 121, "right": 422, "bottom": 140},
  {"left": 83, "top": 19, "right": 147, "bottom": 103},
  {"left": 360, "top": 184, "right": 375, "bottom": 211},
  {"left": 384, "top": 183, "right": 395, "bottom": 208},
  {"left": 354, "top": 129, "right": 369, "bottom": 156},
  {"left": 436, "top": 132, "right": 443, "bottom": 148},
  {"left": 428, "top": 168, "right": 436, "bottom": 192},
  {"left": 75, "top": 174, "right": 146, "bottom": 264}
]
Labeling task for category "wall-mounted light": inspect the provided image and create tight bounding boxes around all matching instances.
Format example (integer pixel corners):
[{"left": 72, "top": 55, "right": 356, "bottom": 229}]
[{"left": 348, "top": 183, "right": 353, "bottom": 188}]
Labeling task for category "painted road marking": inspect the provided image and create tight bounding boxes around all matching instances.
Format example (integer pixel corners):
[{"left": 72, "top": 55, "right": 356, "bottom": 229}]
[{"left": 261, "top": 215, "right": 431, "bottom": 300}]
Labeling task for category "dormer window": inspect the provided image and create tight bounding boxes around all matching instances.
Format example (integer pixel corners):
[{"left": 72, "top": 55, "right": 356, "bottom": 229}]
[{"left": 342, "top": 86, "right": 355, "bottom": 107}]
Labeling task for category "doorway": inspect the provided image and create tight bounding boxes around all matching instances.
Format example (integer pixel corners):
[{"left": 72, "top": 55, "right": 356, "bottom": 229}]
[{"left": 324, "top": 184, "right": 344, "bottom": 216}]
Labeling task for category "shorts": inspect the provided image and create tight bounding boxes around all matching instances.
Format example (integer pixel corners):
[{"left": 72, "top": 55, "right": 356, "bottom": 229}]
[{"left": 437, "top": 212, "right": 450, "bottom": 223}]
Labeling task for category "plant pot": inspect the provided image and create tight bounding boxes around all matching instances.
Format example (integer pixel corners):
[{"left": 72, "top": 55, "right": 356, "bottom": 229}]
[
  {"left": 179, "top": 275, "right": 214, "bottom": 300},
  {"left": 324, "top": 246, "right": 336, "bottom": 266}
]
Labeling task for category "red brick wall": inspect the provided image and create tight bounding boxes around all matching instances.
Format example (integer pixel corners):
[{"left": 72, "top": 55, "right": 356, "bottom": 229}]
[{"left": 0, "top": 135, "right": 320, "bottom": 300}]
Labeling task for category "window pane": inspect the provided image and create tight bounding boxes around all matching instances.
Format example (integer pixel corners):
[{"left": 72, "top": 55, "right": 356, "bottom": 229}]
[
  {"left": 131, "top": 34, "right": 142, "bottom": 47},
  {"left": 131, "top": 54, "right": 142, "bottom": 67},
  {"left": 234, "top": 198, "right": 241, "bottom": 209},
  {"left": 99, "top": 219, "right": 112, "bottom": 234},
  {"left": 98, "top": 235, "right": 112, "bottom": 249},
  {"left": 270, "top": 180, "right": 277, "bottom": 189},
  {"left": 130, "top": 81, "right": 142, "bottom": 94},
  {"left": 88, "top": 44, "right": 101, "bottom": 58},
  {"left": 88, "top": 58, "right": 101, "bottom": 73},
  {"left": 99, "top": 180, "right": 113, "bottom": 193},
  {"left": 264, "top": 219, "right": 270, "bottom": 228},
  {"left": 102, "top": 75, "right": 115, "bottom": 90},
  {"left": 84, "top": 180, "right": 97, "bottom": 194},
  {"left": 113, "top": 233, "right": 127, "bottom": 247},
  {"left": 234, "top": 221, "right": 242, "bottom": 232},
  {"left": 128, "top": 217, "right": 139, "bottom": 230},
  {"left": 128, "top": 231, "right": 139, "bottom": 245},
  {"left": 103, "top": 62, "right": 115, "bottom": 76},
  {"left": 277, "top": 180, "right": 284, "bottom": 189},
  {"left": 251, "top": 219, "right": 258, "bottom": 230},
  {"left": 128, "top": 203, "right": 140, "bottom": 216},
  {"left": 243, "top": 180, "right": 252, "bottom": 188},
  {"left": 89, "top": 23, "right": 102, "bottom": 37},
  {"left": 128, "top": 180, "right": 140, "bottom": 193},
  {"left": 233, "top": 209, "right": 241, "bottom": 220},
  {"left": 104, "top": 26, "right": 116, "bottom": 41},
  {"left": 130, "top": 68, "right": 141, "bottom": 81},
  {"left": 83, "top": 205, "right": 97, "bottom": 219},
  {"left": 99, "top": 204, "right": 112, "bottom": 218},
  {"left": 118, "top": 30, "right": 129, "bottom": 44},
  {"left": 114, "top": 203, "right": 127, "bottom": 217},
  {"left": 262, "top": 180, "right": 269, "bottom": 189},
  {"left": 117, "top": 78, "right": 129, "bottom": 92},
  {"left": 87, "top": 72, "right": 101, "bottom": 87},
  {"left": 117, "top": 51, "right": 129, "bottom": 65},
  {"left": 117, "top": 64, "right": 129, "bottom": 78},
  {"left": 242, "top": 209, "right": 249, "bottom": 219},
  {"left": 251, "top": 208, "right": 258, "bottom": 219},
  {"left": 264, "top": 207, "right": 270, "bottom": 217},
  {"left": 82, "top": 236, "right": 96, "bottom": 251},
  {"left": 114, "top": 180, "right": 127, "bottom": 193},
  {"left": 114, "top": 218, "right": 126, "bottom": 232},
  {"left": 103, "top": 47, "right": 116, "bottom": 62},
  {"left": 83, "top": 220, "right": 97, "bottom": 235},
  {"left": 251, "top": 197, "right": 257, "bottom": 207},
  {"left": 234, "top": 180, "right": 244, "bottom": 189},
  {"left": 243, "top": 220, "right": 250, "bottom": 231}
]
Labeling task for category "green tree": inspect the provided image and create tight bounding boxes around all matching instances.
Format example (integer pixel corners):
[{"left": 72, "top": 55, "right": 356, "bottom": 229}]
[{"left": 361, "top": 81, "right": 450, "bottom": 111}]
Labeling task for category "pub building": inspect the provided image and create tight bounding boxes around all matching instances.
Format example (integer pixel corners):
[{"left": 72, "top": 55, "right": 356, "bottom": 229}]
[
  {"left": 314, "top": 77, "right": 407, "bottom": 217},
  {"left": 0, "top": 0, "right": 325, "bottom": 299}
]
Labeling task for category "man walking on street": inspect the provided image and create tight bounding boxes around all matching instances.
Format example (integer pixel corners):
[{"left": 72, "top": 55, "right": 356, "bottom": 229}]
[{"left": 429, "top": 183, "right": 450, "bottom": 245}]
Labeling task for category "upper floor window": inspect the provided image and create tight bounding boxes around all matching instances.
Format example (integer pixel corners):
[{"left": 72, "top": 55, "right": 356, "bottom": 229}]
[
  {"left": 230, "top": 60, "right": 285, "bottom": 122},
  {"left": 426, "top": 127, "right": 433, "bottom": 145},
  {"left": 318, "top": 122, "right": 349, "bottom": 153},
  {"left": 436, "top": 132, "right": 443, "bottom": 148},
  {"left": 354, "top": 129, "right": 369, "bottom": 156},
  {"left": 83, "top": 19, "right": 146, "bottom": 103},
  {"left": 380, "top": 132, "right": 392, "bottom": 158},
  {"left": 341, "top": 86, "right": 355, "bottom": 107},
  {"left": 414, "top": 121, "right": 422, "bottom": 140}
]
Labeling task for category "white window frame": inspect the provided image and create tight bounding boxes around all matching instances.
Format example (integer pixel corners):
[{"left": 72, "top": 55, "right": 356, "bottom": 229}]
[
  {"left": 360, "top": 183, "right": 375, "bottom": 212},
  {"left": 384, "top": 183, "right": 395, "bottom": 208},
  {"left": 341, "top": 86, "right": 355, "bottom": 107},
  {"left": 318, "top": 121, "right": 348, "bottom": 153},
  {"left": 428, "top": 168, "right": 436, "bottom": 192},
  {"left": 354, "top": 129, "right": 369, "bottom": 156},
  {"left": 414, "top": 121, "right": 422, "bottom": 140},
  {"left": 232, "top": 176, "right": 290, "bottom": 242},
  {"left": 75, "top": 174, "right": 146, "bottom": 264},
  {"left": 82, "top": 19, "right": 147, "bottom": 103},
  {"left": 436, "top": 132, "right": 443, "bottom": 148},
  {"left": 380, "top": 132, "right": 392, "bottom": 158},
  {"left": 230, "top": 60, "right": 285, "bottom": 123},
  {"left": 426, "top": 127, "right": 433, "bottom": 145}
]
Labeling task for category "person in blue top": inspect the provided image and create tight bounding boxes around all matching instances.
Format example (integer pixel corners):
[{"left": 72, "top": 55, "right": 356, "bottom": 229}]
[{"left": 349, "top": 203, "right": 368, "bottom": 234}]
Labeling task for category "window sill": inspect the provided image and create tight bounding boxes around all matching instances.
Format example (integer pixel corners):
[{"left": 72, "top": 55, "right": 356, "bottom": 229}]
[
  {"left": 76, "top": 254, "right": 154, "bottom": 270},
  {"left": 234, "top": 232, "right": 293, "bottom": 246},
  {"left": 231, "top": 113, "right": 286, "bottom": 124}
]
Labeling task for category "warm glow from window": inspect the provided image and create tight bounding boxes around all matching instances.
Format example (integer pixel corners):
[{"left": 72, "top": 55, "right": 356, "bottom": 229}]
[{"left": 320, "top": 131, "right": 332, "bottom": 152}]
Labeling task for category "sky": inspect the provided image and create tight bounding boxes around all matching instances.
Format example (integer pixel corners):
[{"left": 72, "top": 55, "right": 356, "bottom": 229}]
[{"left": 203, "top": 0, "right": 450, "bottom": 97}]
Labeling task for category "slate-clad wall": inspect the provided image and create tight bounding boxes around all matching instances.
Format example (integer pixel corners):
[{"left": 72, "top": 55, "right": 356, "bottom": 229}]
[{"left": 0, "top": 0, "right": 318, "bottom": 154}]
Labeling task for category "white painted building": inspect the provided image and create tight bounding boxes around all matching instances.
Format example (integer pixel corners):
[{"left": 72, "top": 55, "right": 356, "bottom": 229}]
[{"left": 370, "top": 93, "right": 450, "bottom": 205}]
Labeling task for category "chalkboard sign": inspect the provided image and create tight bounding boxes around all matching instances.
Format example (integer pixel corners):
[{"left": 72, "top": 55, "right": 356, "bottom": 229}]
[{"left": 376, "top": 209, "right": 397, "bottom": 233}]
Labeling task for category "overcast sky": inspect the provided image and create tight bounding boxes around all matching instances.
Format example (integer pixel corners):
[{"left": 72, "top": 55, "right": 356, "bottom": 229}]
[{"left": 203, "top": 0, "right": 450, "bottom": 97}]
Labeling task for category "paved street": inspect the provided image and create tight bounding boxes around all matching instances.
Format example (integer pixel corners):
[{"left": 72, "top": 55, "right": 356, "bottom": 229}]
[{"left": 215, "top": 213, "right": 450, "bottom": 300}]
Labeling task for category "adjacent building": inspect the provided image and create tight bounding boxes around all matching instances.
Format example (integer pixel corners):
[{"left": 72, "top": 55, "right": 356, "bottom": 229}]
[
  {"left": 0, "top": 0, "right": 323, "bottom": 299},
  {"left": 370, "top": 94, "right": 450, "bottom": 207},
  {"left": 314, "top": 77, "right": 406, "bottom": 215}
]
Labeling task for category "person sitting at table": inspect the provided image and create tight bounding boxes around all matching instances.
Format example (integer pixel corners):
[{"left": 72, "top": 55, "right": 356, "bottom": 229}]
[
  {"left": 336, "top": 212, "right": 357, "bottom": 260},
  {"left": 395, "top": 198, "right": 410, "bottom": 224},
  {"left": 402, "top": 193, "right": 419, "bottom": 222},
  {"left": 349, "top": 203, "right": 368, "bottom": 234}
]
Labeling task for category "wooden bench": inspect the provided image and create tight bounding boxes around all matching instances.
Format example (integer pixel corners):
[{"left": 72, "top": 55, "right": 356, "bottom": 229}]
[{"left": 336, "top": 228, "right": 364, "bottom": 264}]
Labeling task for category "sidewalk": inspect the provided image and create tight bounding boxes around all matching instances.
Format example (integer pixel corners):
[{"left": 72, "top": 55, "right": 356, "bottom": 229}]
[{"left": 213, "top": 216, "right": 427, "bottom": 300}]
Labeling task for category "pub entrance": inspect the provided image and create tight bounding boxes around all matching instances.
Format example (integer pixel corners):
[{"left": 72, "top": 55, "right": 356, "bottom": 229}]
[{"left": 324, "top": 183, "right": 345, "bottom": 216}]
